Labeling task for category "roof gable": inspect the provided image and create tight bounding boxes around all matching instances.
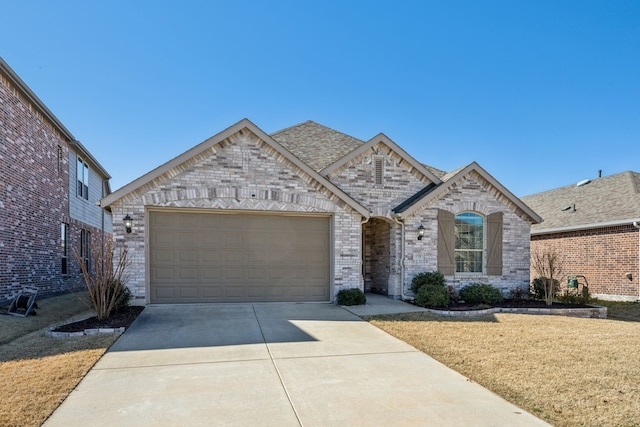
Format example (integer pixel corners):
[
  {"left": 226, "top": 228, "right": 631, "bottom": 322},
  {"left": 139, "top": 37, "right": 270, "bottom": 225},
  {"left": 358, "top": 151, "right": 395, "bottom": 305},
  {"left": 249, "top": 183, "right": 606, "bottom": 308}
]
[
  {"left": 320, "top": 133, "right": 443, "bottom": 184},
  {"left": 521, "top": 171, "right": 640, "bottom": 233},
  {"left": 394, "top": 162, "right": 541, "bottom": 223},
  {"left": 101, "top": 119, "right": 370, "bottom": 217}
]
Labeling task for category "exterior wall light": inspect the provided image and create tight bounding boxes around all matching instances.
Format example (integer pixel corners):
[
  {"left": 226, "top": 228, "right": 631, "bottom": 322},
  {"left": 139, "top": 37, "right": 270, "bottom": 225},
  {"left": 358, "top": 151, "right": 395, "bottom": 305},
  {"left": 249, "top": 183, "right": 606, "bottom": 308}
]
[
  {"left": 123, "top": 214, "right": 133, "bottom": 234},
  {"left": 417, "top": 224, "right": 425, "bottom": 240}
]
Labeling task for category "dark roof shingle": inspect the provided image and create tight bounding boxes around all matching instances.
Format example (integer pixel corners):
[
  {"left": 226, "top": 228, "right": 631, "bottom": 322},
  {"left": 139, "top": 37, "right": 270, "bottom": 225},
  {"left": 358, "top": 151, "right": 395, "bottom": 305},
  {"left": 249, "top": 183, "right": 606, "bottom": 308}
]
[
  {"left": 270, "top": 121, "right": 364, "bottom": 171},
  {"left": 521, "top": 171, "right": 640, "bottom": 232}
]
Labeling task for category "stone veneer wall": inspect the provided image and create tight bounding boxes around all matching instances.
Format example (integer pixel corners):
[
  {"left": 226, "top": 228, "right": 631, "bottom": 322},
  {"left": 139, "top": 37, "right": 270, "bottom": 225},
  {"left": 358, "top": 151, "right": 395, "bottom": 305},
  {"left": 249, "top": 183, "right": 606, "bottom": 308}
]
[
  {"left": 531, "top": 225, "right": 639, "bottom": 301},
  {"left": 109, "top": 129, "right": 364, "bottom": 301},
  {"left": 403, "top": 172, "right": 533, "bottom": 296}
]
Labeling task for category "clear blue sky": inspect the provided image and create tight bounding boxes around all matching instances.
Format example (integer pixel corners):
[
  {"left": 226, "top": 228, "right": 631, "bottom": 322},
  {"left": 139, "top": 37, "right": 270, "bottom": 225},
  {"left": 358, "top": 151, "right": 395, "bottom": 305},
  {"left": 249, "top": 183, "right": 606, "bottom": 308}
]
[{"left": 2, "top": 1, "right": 638, "bottom": 196}]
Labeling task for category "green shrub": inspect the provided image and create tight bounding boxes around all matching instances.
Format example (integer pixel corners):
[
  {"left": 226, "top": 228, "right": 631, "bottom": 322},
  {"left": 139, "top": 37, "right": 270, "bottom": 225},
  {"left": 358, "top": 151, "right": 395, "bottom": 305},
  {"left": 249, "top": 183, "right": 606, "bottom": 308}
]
[
  {"left": 459, "top": 283, "right": 504, "bottom": 305},
  {"left": 557, "top": 286, "right": 591, "bottom": 305},
  {"left": 531, "top": 277, "right": 560, "bottom": 300},
  {"left": 410, "top": 271, "right": 445, "bottom": 294},
  {"left": 336, "top": 288, "right": 367, "bottom": 306},
  {"left": 414, "top": 284, "right": 449, "bottom": 308},
  {"left": 108, "top": 279, "right": 132, "bottom": 312}
]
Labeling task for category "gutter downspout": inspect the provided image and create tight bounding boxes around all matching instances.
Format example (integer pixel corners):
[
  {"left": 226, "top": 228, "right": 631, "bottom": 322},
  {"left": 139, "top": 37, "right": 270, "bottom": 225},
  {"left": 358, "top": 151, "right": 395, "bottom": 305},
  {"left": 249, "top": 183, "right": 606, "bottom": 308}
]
[
  {"left": 392, "top": 215, "right": 410, "bottom": 300},
  {"left": 634, "top": 221, "right": 640, "bottom": 302}
]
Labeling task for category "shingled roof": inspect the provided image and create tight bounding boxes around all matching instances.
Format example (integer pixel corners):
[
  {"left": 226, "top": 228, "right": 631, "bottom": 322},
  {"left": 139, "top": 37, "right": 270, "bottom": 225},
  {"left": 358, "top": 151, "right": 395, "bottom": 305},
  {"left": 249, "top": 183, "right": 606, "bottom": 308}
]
[
  {"left": 521, "top": 171, "right": 640, "bottom": 234},
  {"left": 270, "top": 121, "right": 364, "bottom": 172}
]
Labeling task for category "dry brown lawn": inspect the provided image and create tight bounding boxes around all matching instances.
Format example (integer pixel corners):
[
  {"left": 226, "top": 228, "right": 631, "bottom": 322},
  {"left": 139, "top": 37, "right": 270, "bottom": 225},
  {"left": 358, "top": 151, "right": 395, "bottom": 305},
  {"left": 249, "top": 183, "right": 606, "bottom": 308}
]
[
  {"left": 2, "top": 293, "right": 638, "bottom": 427},
  {"left": 0, "top": 292, "right": 118, "bottom": 427},
  {"left": 367, "top": 305, "right": 640, "bottom": 427}
]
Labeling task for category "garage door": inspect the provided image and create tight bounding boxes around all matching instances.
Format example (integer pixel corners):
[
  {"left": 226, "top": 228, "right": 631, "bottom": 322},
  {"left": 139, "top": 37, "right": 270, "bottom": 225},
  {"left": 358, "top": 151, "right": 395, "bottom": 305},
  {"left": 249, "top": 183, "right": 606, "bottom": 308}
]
[{"left": 149, "top": 211, "right": 330, "bottom": 303}]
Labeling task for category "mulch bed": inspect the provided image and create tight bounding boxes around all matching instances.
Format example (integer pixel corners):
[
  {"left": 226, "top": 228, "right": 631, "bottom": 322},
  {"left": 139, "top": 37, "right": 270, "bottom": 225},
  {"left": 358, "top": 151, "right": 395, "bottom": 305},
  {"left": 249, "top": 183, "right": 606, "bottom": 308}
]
[
  {"left": 52, "top": 306, "right": 145, "bottom": 332},
  {"left": 418, "top": 299, "right": 592, "bottom": 311}
]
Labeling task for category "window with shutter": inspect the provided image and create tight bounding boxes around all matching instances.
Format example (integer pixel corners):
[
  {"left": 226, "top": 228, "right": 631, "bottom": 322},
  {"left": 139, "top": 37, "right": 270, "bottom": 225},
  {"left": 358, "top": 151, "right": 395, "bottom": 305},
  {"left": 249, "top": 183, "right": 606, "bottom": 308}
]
[{"left": 455, "top": 212, "right": 484, "bottom": 273}]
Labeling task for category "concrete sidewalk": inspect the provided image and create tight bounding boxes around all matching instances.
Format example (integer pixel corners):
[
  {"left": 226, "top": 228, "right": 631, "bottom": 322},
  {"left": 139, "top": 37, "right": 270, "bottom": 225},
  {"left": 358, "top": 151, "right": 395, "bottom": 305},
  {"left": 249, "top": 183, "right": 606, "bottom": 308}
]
[{"left": 44, "top": 302, "right": 549, "bottom": 426}]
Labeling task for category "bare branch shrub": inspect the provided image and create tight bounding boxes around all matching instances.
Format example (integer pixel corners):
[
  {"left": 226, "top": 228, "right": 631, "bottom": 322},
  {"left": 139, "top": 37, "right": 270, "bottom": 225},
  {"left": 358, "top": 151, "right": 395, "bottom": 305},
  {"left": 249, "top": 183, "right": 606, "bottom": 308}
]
[
  {"left": 531, "top": 249, "right": 565, "bottom": 306},
  {"left": 74, "top": 238, "right": 130, "bottom": 320}
]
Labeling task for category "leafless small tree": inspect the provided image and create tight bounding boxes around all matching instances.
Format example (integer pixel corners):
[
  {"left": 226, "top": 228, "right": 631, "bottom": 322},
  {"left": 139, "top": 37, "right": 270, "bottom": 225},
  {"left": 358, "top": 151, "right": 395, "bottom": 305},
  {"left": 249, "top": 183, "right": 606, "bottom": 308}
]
[
  {"left": 74, "top": 238, "right": 130, "bottom": 320},
  {"left": 531, "top": 249, "right": 565, "bottom": 306}
]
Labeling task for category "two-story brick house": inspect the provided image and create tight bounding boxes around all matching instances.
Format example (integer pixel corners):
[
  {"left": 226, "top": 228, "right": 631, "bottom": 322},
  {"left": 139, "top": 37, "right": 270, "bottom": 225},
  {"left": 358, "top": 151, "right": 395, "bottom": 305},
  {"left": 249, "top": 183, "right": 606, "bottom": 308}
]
[
  {"left": 101, "top": 119, "right": 540, "bottom": 304},
  {"left": 0, "top": 57, "right": 112, "bottom": 303}
]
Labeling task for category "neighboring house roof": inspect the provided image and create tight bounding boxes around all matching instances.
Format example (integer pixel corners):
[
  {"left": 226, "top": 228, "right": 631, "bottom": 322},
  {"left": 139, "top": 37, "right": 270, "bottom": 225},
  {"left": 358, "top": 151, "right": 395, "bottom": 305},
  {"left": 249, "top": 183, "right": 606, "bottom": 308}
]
[
  {"left": 394, "top": 162, "right": 542, "bottom": 224},
  {"left": 270, "top": 121, "right": 364, "bottom": 171},
  {"left": 521, "top": 171, "right": 640, "bottom": 234},
  {"left": 0, "top": 57, "right": 111, "bottom": 182},
  {"left": 100, "top": 118, "right": 370, "bottom": 217}
]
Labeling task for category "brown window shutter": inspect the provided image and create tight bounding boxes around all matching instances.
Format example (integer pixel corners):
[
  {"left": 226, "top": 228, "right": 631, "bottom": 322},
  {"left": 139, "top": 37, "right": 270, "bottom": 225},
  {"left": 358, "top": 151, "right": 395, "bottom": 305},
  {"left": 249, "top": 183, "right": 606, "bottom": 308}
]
[
  {"left": 437, "top": 209, "right": 455, "bottom": 275},
  {"left": 486, "top": 212, "right": 503, "bottom": 276}
]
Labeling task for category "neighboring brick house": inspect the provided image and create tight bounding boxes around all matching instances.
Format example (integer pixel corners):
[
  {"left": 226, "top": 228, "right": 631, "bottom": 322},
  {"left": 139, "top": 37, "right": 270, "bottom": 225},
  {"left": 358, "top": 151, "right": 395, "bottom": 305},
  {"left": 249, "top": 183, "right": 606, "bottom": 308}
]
[
  {"left": 521, "top": 172, "right": 640, "bottom": 301},
  {"left": 0, "top": 57, "right": 112, "bottom": 303},
  {"left": 101, "top": 119, "right": 541, "bottom": 304}
]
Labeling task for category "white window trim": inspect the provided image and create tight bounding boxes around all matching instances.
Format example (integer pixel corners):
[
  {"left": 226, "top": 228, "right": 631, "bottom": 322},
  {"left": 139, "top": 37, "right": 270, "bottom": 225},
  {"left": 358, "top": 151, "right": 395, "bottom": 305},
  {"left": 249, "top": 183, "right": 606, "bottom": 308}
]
[{"left": 454, "top": 212, "right": 486, "bottom": 275}]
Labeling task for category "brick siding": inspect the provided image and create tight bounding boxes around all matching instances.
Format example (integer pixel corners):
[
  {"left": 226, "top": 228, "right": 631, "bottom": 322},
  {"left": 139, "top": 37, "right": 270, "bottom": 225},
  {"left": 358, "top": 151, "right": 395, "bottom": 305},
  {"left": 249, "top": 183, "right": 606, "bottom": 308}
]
[
  {"left": 531, "top": 225, "right": 640, "bottom": 300},
  {"left": 0, "top": 67, "right": 108, "bottom": 302},
  {"left": 404, "top": 171, "right": 533, "bottom": 296},
  {"left": 108, "top": 129, "right": 365, "bottom": 301}
]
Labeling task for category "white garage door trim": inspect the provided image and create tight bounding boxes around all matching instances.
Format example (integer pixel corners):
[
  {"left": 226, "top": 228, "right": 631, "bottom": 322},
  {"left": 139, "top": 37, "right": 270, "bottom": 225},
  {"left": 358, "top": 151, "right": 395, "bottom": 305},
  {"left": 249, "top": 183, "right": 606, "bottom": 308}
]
[{"left": 146, "top": 208, "right": 333, "bottom": 303}]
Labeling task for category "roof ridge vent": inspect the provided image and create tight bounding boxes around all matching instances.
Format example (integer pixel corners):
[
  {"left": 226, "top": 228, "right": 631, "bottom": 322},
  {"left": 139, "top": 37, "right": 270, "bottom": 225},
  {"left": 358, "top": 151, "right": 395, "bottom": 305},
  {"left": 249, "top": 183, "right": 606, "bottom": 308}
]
[{"left": 576, "top": 179, "right": 591, "bottom": 187}]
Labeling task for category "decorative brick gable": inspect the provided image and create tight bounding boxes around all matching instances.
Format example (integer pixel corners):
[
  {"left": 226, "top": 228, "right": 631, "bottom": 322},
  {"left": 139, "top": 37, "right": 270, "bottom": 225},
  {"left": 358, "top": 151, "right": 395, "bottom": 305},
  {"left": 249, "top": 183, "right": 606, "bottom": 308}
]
[
  {"left": 326, "top": 142, "right": 434, "bottom": 217},
  {"left": 402, "top": 172, "right": 533, "bottom": 296}
]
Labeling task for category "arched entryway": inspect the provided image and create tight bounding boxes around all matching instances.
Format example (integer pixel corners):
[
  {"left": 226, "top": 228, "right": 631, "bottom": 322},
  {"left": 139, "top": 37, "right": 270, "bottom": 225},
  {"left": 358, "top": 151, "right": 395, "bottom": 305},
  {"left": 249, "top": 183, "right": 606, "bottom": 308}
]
[{"left": 362, "top": 217, "right": 393, "bottom": 295}]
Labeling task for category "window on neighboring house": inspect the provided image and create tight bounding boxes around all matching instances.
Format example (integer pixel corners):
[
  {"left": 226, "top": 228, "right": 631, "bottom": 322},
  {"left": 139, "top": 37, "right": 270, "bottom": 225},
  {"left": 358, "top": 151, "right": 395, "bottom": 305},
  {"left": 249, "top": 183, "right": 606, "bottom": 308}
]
[
  {"left": 80, "top": 229, "right": 91, "bottom": 272},
  {"left": 374, "top": 157, "right": 384, "bottom": 185},
  {"left": 57, "top": 146, "right": 63, "bottom": 174},
  {"left": 61, "top": 223, "right": 68, "bottom": 274},
  {"left": 77, "top": 157, "right": 89, "bottom": 200},
  {"left": 455, "top": 212, "right": 484, "bottom": 273}
]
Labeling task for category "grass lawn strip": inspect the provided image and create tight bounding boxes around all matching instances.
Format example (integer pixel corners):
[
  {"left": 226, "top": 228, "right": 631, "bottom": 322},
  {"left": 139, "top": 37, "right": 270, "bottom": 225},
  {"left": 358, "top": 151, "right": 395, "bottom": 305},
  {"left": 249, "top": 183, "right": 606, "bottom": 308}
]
[
  {"left": 0, "top": 292, "right": 118, "bottom": 427},
  {"left": 367, "top": 311, "right": 640, "bottom": 427}
]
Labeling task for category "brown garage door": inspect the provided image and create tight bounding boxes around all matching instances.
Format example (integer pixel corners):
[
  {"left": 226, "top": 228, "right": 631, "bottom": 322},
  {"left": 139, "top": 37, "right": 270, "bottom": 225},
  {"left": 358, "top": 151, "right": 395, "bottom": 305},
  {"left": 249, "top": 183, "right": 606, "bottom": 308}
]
[{"left": 149, "top": 210, "right": 330, "bottom": 303}]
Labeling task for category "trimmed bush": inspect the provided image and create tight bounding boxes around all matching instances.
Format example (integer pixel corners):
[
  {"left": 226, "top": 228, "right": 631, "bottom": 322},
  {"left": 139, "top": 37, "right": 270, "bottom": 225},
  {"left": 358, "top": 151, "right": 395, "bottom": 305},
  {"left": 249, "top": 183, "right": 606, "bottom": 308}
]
[
  {"left": 410, "top": 271, "right": 445, "bottom": 294},
  {"left": 459, "top": 283, "right": 504, "bottom": 305},
  {"left": 414, "top": 284, "right": 449, "bottom": 308},
  {"left": 336, "top": 288, "right": 366, "bottom": 306}
]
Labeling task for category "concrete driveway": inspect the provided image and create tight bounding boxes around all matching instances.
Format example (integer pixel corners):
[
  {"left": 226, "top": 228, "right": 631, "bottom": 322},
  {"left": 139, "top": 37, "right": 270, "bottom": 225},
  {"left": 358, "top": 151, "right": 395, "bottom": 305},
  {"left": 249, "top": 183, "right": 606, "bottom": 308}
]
[{"left": 45, "top": 302, "right": 549, "bottom": 426}]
